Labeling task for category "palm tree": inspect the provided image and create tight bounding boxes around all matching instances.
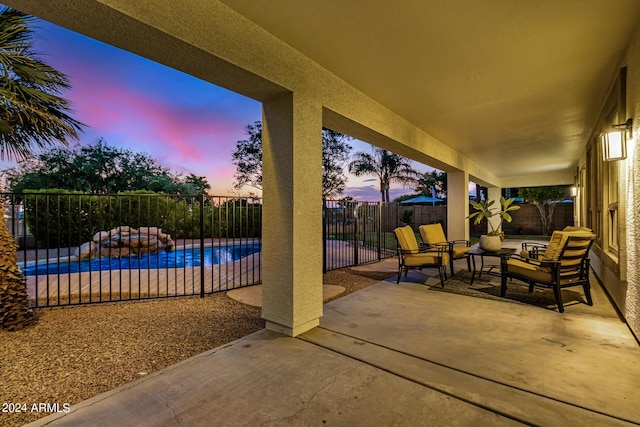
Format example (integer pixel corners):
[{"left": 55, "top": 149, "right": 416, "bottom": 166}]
[
  {"left": 348, "top": 146, "right": 418, "bottom": 202},
  {"left": 0, "top": 7, "right": 84, "bottom": 330},
  {"left": 416, "top": 170, "right": 447, "bottom": 198}
]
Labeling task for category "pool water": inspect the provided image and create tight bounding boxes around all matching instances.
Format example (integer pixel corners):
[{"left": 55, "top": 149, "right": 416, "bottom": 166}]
[{"left": 23, "top": 244, "right": 261, "bottom": 276}]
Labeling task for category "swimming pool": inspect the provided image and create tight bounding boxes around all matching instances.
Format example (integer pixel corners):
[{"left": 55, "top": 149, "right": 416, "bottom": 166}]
[{"left": 22, "top": 244, "right": 261, "bottom": 276}]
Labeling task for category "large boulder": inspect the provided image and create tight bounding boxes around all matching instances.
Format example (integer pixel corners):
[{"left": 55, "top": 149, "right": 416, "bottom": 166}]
[
  {"left": 75, "top": 241, "right": 98, "bottom": 260},
  {"left": 138, "top": 226, "right": 160, "bottom": 236},
  {"left": 165, "top": 238, "right": 175, "bottom": 251},
  {"left": 112, "top": 225, "right": 137, "bottom": 235},
  {"left": 92, "top": 231, "right": 110, "bottom": 244},
  {"left": 76, "top": 225, "right": 174, "bottom": 261},
  {"left": 127, "top": 235, "right": 151, "bottom": 248},
  {"left": 99, "top": 247, "right": 131, "bottom": 258}
]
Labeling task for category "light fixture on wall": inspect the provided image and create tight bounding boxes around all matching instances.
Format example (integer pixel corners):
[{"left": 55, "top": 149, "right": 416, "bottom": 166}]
[
  {"left": 570, "top": 185, "right": 578, "bottom": 197},
  {"left": 601, "top": 118, "right": 632, "bottom": 161}
]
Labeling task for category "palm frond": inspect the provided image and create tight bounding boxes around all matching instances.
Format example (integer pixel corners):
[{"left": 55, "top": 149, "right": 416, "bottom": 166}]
[{"left": 0, "top": 7, "right": 84, "bottom": 160}]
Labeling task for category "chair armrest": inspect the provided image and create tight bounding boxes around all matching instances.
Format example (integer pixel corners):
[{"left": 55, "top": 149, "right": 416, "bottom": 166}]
[
  {"left": 449, "top": 239, "right": 470, "bottom": 247},
  {"left": 521, "top": 242, "right": 548, "bottom": 251},
  {"left": 529, "top": 246, "right": 546, "bottom": 259},
  {"left": 521, "top": 242, "right": 548, "bottom": 259},
  {"left": 429, "top": 242, "right": 451, "bottom": 250},
  {"left": 399, "top": 246, "right": 446, "bottom": 257},
  {"left": 418, "top": 242, "right": 431, "bottom": 252}
]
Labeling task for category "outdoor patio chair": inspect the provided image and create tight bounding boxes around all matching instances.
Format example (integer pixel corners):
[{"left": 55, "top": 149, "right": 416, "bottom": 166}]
[
  {"left": 418, "top": 223, "right": 470, "bottom": 276},
  {"left": 520, "top": 226, "right": 592, "bottom": 259},
  {"left": 501, "top": 230, "right": 595, "bottom": 312},
  {"left": 394, "top": 225, "right": 449, "bottom": 287}
]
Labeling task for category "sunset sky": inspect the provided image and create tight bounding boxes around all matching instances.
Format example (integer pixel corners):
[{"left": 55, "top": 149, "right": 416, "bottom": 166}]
[{"left": 0, "top": 8, "right": 439, "bottom": 200}]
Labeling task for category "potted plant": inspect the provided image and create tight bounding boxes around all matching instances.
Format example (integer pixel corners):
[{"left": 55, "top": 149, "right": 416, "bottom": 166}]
[{"left": 468, "top": 197, "right": 520, "bottom": 251}]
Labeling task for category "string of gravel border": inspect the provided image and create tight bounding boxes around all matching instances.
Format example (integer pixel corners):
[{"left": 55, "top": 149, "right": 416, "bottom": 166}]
[{"left": 0, "top": 268, "right": 392, "bottom": 427}]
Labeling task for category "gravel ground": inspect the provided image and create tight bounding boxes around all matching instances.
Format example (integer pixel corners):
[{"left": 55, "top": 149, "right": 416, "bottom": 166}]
[{"left": 0, "top": 267, "right": 393, "bottom": 427}]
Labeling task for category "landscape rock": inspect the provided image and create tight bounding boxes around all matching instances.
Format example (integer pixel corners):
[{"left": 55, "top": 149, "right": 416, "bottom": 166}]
[
  {"left": 75, "top": 241, "right": 98, "bottom": 260},
  {"left": 76, "top": 226, "right": 173, "bottom": 260},
  {"left": 138, "top": 226, "right": 160, "bottom": 236},
  {"left": 99, "top": 247, "right": 131, "bottom": 258},
  {"left": 113, "top": 225, "right": 137, "bottom": 235},
  {"left": 92, "top": 231, "right": 110, "bottom": 244}
]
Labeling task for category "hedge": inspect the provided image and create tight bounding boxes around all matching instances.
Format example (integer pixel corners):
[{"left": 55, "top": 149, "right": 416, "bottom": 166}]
[{"left": 21, "top": 190, "right": 262, "bottom": 248}]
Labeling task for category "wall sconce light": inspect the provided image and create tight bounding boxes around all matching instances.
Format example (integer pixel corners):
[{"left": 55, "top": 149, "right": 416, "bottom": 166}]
[
  {"left": 570, "top": 186, "right": 578, "bottom": 197},
  {"left": 601, "top": 118, "right": 632, "bottom": 161}
]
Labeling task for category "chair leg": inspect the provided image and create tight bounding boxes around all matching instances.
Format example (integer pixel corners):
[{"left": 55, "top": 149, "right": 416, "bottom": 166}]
[
  {"left": 439, "top": 266, "right": 445, "bottom": 288},
  {"left": 584, "top": 283, "right": 593, "bottom": 306},
  {"left": 397, "top": 266, "right": 402, "bottom": 284},
  {"left": 553, "top": 285, "right": 564, "bottom": 313},
  {"left": 500, "top": 273, "right": 507, "bottom": 297},
  {"left": 466, "top": 256, "right": 471, "bottom": 272},
  {"left": 449, "top": 258, "right": 454, "bottom": 277}
]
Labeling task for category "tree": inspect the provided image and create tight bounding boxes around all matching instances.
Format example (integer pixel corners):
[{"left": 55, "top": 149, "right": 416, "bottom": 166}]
[
  {"left": 231, "top": 121, "right": 353, "bottom": 198},
  {"left": 4, "top": 139, "right": 211, "bottom": 195},
  {"left": 0, "top": 7, "right": 84, "bottom": 330},
  {"left": 321, "top": 129, "right": 352, "bottom": 198},
  {"left": 518, "top": 186, "right": 568, "bottom": 235},
  {"left": 348, "top": 146, "right": 418, "bottom": 203},
  {"left": 415, "top": 170, "right": 447, "bottom": 198},
  {"left": 231, "top": 121, "right": 262, "bottom": 191}
]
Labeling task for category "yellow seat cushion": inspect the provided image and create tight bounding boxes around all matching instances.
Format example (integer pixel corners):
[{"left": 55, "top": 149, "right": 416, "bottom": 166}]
[
  {"left": 403, "top": 251, "right": 450, "bottom": 267},
  {"left": 541, "top": 231, "right": 567, "bottom": 261},
  {"left": 507, "top": 259, "right": 552, "bottom": 283},
  {"left": 541, "top": 230, "right": 594, "bottom": 261},
  {"left": 419, "top": 224, "right": 447, "bottom": 245},
  {"left": 452, "top": 246, "right": 471, "bottom": 259},
  {"left": 507, "top": 259, "right": 584, "bottom": 285},
  {"left": 562, "top": 226, "right": 592, "bottom": 232},
  {"left": 394, "top": 226, "right": 420, "bottom": 252}
]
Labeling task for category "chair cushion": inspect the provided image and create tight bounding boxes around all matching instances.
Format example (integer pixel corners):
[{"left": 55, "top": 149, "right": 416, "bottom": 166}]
[
  {"left": 419, "top": 224, "right": 447, "bottom": 245},
  {"left": 507, "top": 259, "right": 585, "bottom": 284},
  {"left": 452, "top": 246, "right": 471, "bottom": 259},
  {"left": 507, "top": 259, "right": 552, "bottom": 283},
  {"left": 541, "top": 231, "right": 568, "bottom": 261},
  {"left": 562, "top": 226, "right": 592, "bottom": 232},
  {"left": 542, "top": 230, "right": 595, "bottom": 262},
  {"left": 404, "top": 251, "right": 450, "bottom": 267},
  {"left": 394, "top": 226, "right": 419, "bottom": 252}
]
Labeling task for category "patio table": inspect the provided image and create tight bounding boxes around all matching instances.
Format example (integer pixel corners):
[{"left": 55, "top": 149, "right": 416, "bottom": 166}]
[{"left": 468, "top": 246, "right": 516, "bottom": 286}]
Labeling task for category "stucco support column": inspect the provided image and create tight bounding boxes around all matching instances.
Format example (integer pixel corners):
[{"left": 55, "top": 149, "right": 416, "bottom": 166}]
[
  {"left": 447, "top": 171, "right": 469, "bottom": 241},
  {"left": 261, "top": 92, "right": 323, "bottom": 337},
  {"left": 487, "top": 187, "right": 502, "bottom": 234}
]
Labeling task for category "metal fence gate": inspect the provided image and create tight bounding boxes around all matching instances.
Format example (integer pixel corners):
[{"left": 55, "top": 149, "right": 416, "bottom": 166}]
[{"left": 322, "top": 200, "right": 398, "bottom": 271}]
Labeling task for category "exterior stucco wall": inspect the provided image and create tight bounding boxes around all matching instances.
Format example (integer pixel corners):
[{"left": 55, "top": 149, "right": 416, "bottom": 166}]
[
  {"left": 591, "top": 22, "right": 640, "bottom": 340},
  {"left": 624, "top": 25, "right": 640, "bottom": 340}
]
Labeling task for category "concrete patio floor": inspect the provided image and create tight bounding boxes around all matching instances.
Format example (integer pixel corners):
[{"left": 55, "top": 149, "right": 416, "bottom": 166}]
[{"left": 28, "top": 257, "right": 640, "bottom": 426}]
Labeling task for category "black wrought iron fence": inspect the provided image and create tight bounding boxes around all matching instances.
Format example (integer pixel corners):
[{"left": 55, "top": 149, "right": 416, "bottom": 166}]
[
  {"left": 2, "top": 192, "right": 407, "bottom": 308},
  {"left": 2, "top": 192, "right": 262, "bottom": 307},
  {"left": 322, "top": 200, "right": 398, "bottom": 271}
]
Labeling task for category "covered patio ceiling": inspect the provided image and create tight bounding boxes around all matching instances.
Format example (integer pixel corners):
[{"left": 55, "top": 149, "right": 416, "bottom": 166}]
[
  {"left": 7, "top": 0, "right": 640, "bottom": 186},
  {"left": 220, "top": 0, "right": 640, "bottom": 182}
]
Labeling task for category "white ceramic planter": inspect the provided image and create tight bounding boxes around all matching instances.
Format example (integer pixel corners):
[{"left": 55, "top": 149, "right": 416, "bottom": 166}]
[{"left": 479, "top": 235, "right": 502, "bottom": 252}]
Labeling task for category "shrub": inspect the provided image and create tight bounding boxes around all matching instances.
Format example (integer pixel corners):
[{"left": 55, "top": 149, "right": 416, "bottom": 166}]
[{"left": 21, "top": 190, "right": 262, "bottom": 248}]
